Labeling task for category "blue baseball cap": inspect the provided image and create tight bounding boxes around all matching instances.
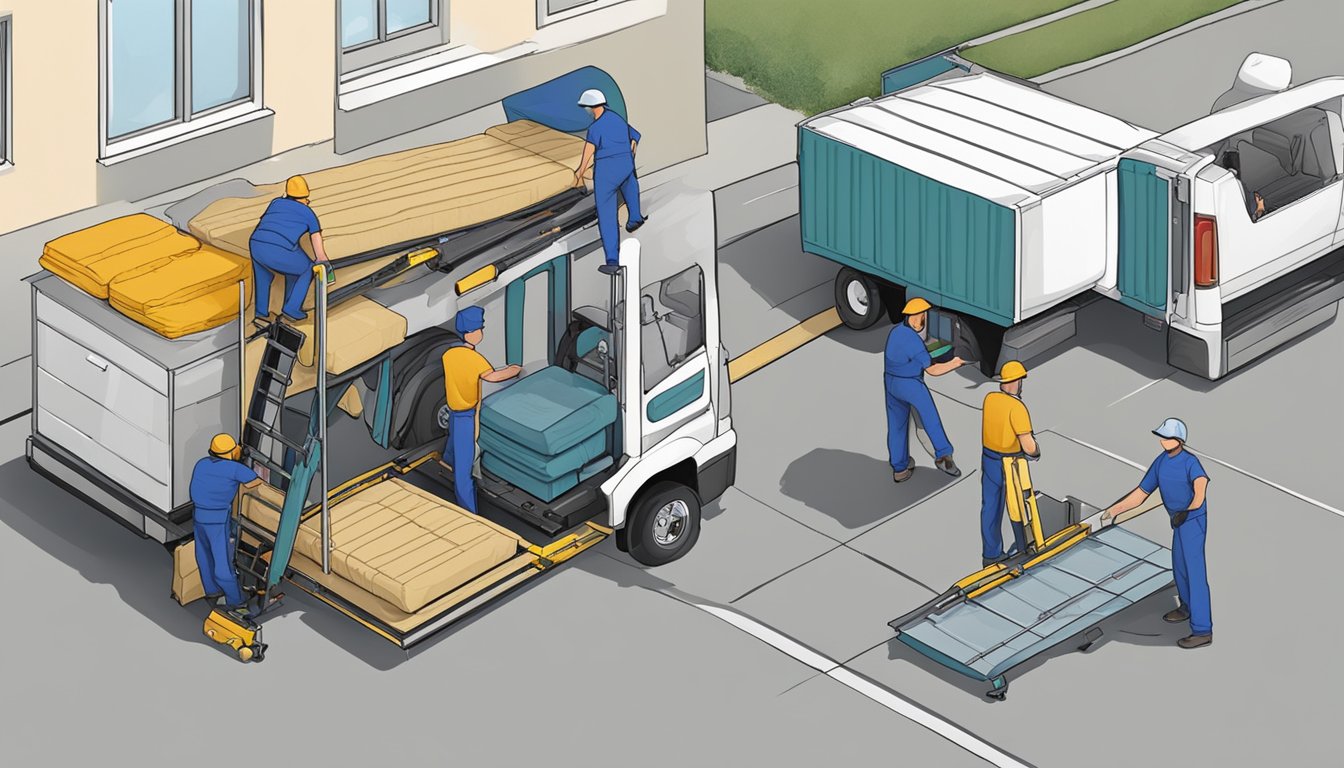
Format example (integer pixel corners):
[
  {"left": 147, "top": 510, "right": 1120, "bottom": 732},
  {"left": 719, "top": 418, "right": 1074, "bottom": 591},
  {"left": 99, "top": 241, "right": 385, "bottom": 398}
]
[
  {"left": 1152, "top": 417, "right": 1188, "bottom": 442},
  {"left": 455, "top": 306, "right": 485, "bottom": 335}
]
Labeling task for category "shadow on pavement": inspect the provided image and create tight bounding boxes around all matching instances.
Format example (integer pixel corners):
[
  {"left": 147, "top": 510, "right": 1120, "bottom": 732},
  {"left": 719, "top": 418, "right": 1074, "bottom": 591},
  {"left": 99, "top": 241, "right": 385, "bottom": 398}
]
[
  {"left": 882, "top": 588, "right": 1184, "bottom": 703},
  {"left": 718, "top": 217, "right": 835, "bottom": 319},
  {"left": 780, "top": 448, "right": 954, "bottom": 533},
  {"left": 0, "top": 457, "right": 213, "bottom": 649}
]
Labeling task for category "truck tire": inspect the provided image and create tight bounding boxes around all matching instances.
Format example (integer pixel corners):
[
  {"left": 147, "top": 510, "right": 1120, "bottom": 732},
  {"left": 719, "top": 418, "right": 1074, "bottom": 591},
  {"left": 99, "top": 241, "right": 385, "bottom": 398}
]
[
  {"left": 626, "top": 481, "right": 702, "bottom": 566},
  {"left": 834, "top": 268, "right": 884, "bottom": 330},
  {"left": 402, "top": 371, "right": 448, "bottom": 449}
]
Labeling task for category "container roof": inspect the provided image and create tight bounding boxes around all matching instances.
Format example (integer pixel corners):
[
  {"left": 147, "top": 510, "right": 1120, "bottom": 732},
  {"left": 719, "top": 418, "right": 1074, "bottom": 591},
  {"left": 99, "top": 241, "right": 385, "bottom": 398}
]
[{"left": 802, "top": 73, "right": 1156, "bottom": 207}]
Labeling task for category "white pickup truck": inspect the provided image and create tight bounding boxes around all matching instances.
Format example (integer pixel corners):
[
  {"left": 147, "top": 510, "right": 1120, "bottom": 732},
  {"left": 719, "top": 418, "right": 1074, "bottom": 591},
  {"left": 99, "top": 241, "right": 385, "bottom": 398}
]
[{"left": 800, "top": 54, "right": 1344, "bottom": 378}]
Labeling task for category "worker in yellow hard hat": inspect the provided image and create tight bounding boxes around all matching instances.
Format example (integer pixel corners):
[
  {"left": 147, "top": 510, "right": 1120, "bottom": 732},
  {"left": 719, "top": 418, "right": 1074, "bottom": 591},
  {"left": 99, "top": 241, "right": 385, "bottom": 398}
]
[
  {"left": 188, "top": 434, "right": 262, "bottom": 611},
  {"left": 980, "top": 361, "right": 1037, "bottom": 565},
  {"left": 249, "top": 175, "right": 331, "bottom": 323},
  {"left": 884, "top": 297, "right": 966, "bottom": 483}
]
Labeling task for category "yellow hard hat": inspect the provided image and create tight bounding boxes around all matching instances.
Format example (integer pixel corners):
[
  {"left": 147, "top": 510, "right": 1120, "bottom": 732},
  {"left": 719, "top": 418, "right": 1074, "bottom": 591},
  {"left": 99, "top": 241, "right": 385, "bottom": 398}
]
[
  {"left": 995, "top": 360, "right": 1028, "bottom": 383},
  {"left": 902, "top": 297, "right": 932, "bottom": 315},
  {"left": 209, "top": 433, "right": 242, "bottom": 460},
  {"left": 285, "top": 175, "right": 310, "bottom": 199}
]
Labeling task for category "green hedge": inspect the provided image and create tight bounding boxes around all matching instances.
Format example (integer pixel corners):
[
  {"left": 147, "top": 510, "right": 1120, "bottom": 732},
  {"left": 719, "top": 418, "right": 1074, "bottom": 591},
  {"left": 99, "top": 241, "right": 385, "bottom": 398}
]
[
  {"left": 962, "top": 0, "right": 1244, "bottom": 79},
  {"left": 706, "top": 0, "right": 1083, "bottom": 115}
]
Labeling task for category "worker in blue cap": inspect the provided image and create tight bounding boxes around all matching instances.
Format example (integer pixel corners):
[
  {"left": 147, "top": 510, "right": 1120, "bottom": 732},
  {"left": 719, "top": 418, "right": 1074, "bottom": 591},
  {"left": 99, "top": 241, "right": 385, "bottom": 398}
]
[
  {"left": 440, "top": 306, "right": 522, "bottom": 512},
  {"left": 249, "top": 175, "right": 332, "bottom": 323},
  {"left": 572, "top": 88, "right": 646, "bottom": 275},
  {"left": 885, "top": 298, "right": 966, "bottom": 483},
  {"left": 189, "top": 434, "right": 262, "bottom": 611},
  {"left": 1102, "top": 418, "right": 1213, "bottom": 649}
]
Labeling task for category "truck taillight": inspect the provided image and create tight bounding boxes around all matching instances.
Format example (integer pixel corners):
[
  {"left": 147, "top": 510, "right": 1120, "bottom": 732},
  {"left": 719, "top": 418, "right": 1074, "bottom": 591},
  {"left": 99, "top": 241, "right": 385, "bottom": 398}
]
[{"left": 1194, "top": 215, "right": 1219, "bottom": 288}]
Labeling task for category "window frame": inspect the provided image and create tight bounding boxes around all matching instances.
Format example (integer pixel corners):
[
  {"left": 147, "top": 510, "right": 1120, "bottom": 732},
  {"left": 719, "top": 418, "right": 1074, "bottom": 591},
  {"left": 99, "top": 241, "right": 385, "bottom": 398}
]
[
  {"left": 340, "top": 0, "right": 447, "bottom": 73},
  {"left": 640, "top": 265, "right": 707, "bottom": 393},
  {"left": 0, "top": 16, "right": 10, "bottom": 166},
  {"left": 537, "top": 0, "right": 634, "bottom": 28},
  {"left": 98, "top": 0, "right": 263, "bottom": 159}
]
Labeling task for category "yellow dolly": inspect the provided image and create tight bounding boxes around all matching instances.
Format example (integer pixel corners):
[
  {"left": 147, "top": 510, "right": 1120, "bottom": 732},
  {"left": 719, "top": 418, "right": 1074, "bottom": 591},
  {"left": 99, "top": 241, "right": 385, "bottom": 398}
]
[{"left": 203, "top": 608, "right": 267, "bottom": 662}]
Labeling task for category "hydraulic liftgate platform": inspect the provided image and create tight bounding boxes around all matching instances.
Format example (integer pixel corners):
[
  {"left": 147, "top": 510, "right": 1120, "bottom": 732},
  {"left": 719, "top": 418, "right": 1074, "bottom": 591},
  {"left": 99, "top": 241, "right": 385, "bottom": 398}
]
[{"left": 888, "top": 457, "right": 1173, "bottom": 700}]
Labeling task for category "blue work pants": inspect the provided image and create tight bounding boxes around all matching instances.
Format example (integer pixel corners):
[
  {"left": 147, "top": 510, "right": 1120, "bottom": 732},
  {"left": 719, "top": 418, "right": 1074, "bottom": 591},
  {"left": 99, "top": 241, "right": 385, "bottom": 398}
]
[
  {"left": 194, "top": 517, "right": 245, "bottom": 607},
  {"left": 593, "top": 155, "right": 643, "bottom": 265},
  {"left": 1172, "top": 514, "right": 1213, "bottom": 635},
  {"left": 980, "top": 449, "right": 1028, "bottom": 560},
  {"left": 250, "top": 240, "right": 314, "bottom": 320},
  {"left": 885, "top": 374, "right": 952, "bottom": 472},
  {"left": 443, "top": 408, "right": 479, "bottom": 513}
]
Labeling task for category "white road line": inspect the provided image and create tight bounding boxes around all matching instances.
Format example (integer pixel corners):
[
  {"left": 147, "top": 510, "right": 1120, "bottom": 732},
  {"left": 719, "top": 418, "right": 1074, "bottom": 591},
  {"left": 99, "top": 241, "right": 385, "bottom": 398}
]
[
  {"left": 1186, "top": 447, "right": 1344, "bottom": 520},
  {"left": 1045, "top": 431, "right": 1145, "bottom": 470},
  {"left": 687, "top": 600, "right": 1032, "bottom": 768},
  {"left": 1106, "top": 377, "right": 1166, "bottom": 408}
]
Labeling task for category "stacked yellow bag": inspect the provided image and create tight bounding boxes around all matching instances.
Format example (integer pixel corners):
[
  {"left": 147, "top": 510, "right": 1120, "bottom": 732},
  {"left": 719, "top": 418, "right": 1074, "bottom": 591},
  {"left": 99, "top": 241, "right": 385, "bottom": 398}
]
[
  {"left": 39, "top": 214, "right": 201, "bottom": 299},
  {"left": 108, "top": 245, "right": 253, "bottom": 339}
]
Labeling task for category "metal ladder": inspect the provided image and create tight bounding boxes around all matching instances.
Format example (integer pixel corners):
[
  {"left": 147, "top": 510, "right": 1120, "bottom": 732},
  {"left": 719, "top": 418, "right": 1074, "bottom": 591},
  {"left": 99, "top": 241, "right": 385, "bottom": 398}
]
[{"left": 241, "top": 321, "right": 308, "bottom": 486}]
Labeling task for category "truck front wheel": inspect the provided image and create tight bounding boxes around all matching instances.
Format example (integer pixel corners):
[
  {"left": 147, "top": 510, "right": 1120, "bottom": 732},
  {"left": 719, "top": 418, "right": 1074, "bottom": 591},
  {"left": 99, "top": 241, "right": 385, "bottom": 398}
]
[
  {"left": 834, "top": 268, "right": 884, "bottom": 330},
  {"left": 625, "top": 481, "right": 702, "bottom": 566}
]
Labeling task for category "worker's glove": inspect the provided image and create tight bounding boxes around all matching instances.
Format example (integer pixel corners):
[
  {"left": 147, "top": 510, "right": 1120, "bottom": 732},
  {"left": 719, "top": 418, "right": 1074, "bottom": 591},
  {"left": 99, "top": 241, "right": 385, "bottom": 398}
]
[{"left": 1170, "top": 510, "right": 1189, "bottom": 529}]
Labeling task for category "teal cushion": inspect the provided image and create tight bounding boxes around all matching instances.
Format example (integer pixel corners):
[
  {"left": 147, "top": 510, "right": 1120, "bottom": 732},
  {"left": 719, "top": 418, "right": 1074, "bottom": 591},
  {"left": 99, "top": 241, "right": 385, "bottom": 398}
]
[
  {"left": 481, "top": 453, "right": 579, "bottom": 502},
  {"left": 480, "top": 366, "right": 617, "bottom": 454},
  {"left": 478, "top": 427, "right": 607, "bottom": 480}
]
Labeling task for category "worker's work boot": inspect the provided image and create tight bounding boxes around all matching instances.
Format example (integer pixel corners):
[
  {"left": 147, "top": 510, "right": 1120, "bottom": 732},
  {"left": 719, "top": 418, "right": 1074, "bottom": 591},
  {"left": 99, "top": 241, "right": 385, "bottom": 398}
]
[
  {"left": 1163, "top": 607, "right": 1191, "bottom": 623},
  {"left": 598, "top": 263, "right": 621, "bottom": 275},
  {"left": 1177, "top": 633, "right": 1212, "bottom": 649},
  {"left": 892, "top": 464, "right": 915, "bottom": 483},
  {"left": 205, "top": 593, "right": 224, "bottom": 605},
  {"left": 625, "top": 215, "right": 648, "bottom": 233},
  {"left": 935, "top": 456, "right": 961, "bottom": 477}
]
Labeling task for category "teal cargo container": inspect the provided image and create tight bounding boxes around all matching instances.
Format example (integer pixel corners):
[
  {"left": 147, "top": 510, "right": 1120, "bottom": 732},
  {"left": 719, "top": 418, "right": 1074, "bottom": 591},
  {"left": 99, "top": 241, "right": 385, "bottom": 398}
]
[{"left": 798, "top": 73, "right": 1155, "bottom": 332}]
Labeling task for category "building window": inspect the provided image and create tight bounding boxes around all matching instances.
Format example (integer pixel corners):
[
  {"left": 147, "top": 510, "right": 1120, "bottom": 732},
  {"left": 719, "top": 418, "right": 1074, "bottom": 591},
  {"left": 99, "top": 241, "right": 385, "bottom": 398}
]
[
  {"left": 0, "top": 17, "right": 10, "bottom": 165},
  {"left": 101, "top": 0, "right": 261, "bottom": 155},
  {"left": 340, "top": 0, "right": 446, "bottom": 73},
  {"left": 538, "top": 0, "right": 632, "bottom": 28}
]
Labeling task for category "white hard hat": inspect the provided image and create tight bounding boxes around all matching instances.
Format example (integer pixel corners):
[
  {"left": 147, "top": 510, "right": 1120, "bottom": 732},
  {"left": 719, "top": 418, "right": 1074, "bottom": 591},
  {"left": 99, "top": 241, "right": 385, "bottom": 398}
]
[{"left": 577, "top": 89, "right": 607, "bottom": 108}]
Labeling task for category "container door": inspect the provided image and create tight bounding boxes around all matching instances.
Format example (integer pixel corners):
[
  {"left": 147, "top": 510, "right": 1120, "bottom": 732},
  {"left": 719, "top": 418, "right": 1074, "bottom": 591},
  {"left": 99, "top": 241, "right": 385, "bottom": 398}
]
[{"left": 1117, "top": 159, "right": 1170, "bottom": 316}]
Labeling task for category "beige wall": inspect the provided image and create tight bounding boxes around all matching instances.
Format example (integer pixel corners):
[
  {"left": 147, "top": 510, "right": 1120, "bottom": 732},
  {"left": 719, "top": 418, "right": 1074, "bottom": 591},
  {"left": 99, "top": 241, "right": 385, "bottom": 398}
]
[
  {"left": 452, "top": 0, "right": 537, "bottom": 53},
  {"left": 266, "top": 0, "right": 336, "bottom": 154},
  {"left": 0, "top": 2, "right": 100, "bottom": 235}
]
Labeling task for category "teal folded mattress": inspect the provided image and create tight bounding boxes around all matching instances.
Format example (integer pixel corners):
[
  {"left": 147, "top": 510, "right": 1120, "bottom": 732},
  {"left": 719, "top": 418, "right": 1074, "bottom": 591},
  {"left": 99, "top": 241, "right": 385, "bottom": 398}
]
[
  {"left": 482, "top": 452, "right": 614, "bottom": 502},
  {"left": 480, "top": 366, "right": 618, "bottom": 455},
  {"left": 479, "top": 427, "right": 606, "bottom": 480}
]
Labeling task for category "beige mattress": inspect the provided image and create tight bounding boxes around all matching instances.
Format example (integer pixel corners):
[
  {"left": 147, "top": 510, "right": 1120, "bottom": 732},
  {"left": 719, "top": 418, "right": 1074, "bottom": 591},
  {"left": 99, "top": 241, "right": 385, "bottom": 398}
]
[
  {"left": 242, "top": 478, "right": 524, "bottom": 614},
  {"left": 187, "top": 120, "right": 586, "bottom": 314}
]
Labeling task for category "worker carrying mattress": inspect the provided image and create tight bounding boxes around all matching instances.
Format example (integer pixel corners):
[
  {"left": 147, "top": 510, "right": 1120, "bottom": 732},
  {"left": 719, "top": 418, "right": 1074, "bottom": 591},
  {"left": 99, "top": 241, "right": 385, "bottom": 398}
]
[
  {"left": 478, "top": 366, "right": 617, "bottom": 502},
  {"left": 241, "top": 477, "right": 523, "bottom": 614}
]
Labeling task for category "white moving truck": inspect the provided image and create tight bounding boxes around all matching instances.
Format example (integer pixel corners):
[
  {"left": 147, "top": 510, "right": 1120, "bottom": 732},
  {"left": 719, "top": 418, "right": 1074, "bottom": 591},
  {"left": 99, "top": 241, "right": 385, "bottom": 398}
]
[{"left": 801, "top": 55, "right": 1344, "bottom": 379}]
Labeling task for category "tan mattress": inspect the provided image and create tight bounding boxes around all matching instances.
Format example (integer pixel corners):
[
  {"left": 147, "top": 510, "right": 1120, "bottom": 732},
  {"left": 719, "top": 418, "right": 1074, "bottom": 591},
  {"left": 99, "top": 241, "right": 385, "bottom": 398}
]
[
  {"left": 187, "top": 121, "right": 588, "bottom": 315},
  {"left": 242, "top": 478, "right": 523, "bottom": 614}
]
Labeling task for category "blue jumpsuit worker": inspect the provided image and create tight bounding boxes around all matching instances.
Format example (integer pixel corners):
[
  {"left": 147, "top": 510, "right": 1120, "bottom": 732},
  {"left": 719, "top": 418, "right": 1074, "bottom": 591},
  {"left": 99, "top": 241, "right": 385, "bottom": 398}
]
[
  {"left": 980, "top": 361, "right": 1038, "bottom": 566},
  {"left": 572, "top": 89, "right": 646, "bottom": 276},
  {"left": 188, "top": 434, "right": 261, "bottom": 610},
  {"left": 884, "top": 298, "right": 966, "bottom": 482},
  {"left": 439, "top": 307, "right": 522, "bottom": 513},
  {"left": 249, "top": 175, "right": 332, "bottom": 322},
  {"left": 1102, "top": 418, "right": 1213, "bottom": 649}
]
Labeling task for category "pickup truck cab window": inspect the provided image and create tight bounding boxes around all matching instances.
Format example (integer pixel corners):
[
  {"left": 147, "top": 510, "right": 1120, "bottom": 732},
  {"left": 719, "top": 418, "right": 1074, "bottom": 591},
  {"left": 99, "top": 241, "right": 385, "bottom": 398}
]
[{"left": 1212, "top": 101, "right": 1344, "bottom": 221}]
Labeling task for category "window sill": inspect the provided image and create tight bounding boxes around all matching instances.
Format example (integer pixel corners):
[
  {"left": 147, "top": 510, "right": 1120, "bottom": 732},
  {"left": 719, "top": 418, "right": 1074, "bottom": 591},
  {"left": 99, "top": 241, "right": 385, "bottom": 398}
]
[
  {"left": 98, "top": 105, "right": 273, "bottom": 167},
  {"left": 0, "top": 161, "right": 13, "bottom": 176},
  {"left": 337, "top": 0, "right": 666, "bottom": 112}
]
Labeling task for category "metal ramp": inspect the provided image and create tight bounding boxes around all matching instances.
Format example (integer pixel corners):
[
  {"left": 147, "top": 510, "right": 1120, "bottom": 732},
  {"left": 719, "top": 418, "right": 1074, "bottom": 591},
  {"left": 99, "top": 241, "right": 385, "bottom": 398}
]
[
  {"left": 241, "top": 321, "right": 307, "bottom": 487},
  {"left": 888, "top": 457, "right": 1174, "bottom": 700}
]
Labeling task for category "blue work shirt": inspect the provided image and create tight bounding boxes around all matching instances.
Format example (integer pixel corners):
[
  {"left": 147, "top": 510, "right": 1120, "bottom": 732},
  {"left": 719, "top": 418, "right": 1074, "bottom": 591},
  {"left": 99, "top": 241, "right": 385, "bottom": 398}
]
[
  {"left": 189, "top": 457, "right": 258, "bottom": 523},
  {"left": 585, "top": 110, "right": 641, "bottom": 161},
  {"left": 884, "top": 323, "right": 931, "bottom": 379},
  {"left": 250, "top": 197, "right": 321, "bottom": 251},
  {"left": 1140, "top": 449, "right": 1209, "bottom": 520}
]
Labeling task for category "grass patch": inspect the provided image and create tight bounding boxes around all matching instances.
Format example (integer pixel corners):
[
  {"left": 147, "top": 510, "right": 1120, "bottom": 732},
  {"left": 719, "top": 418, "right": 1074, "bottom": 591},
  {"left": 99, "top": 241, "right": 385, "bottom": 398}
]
[
  {"left": 706, "top": 0, "right": 1084, "bottom": 116},
  {"left": 962, "top": 0, "right": 1245, "bottom": 79}
]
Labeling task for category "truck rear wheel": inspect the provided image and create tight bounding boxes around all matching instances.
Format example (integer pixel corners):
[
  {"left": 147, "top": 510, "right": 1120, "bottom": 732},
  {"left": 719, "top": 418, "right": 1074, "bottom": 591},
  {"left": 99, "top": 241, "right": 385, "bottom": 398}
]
[
  {"left": 834, "top": 268, "right": 884, "bottom": 330},
  {"left": 626, "top": 481, "right": 702, "bottom": 566}
]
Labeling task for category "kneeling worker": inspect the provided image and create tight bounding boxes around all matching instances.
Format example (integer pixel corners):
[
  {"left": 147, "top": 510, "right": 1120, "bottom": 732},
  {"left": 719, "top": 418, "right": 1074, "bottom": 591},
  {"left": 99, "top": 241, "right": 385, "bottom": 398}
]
[
  {"left": 440, "top": 306, "right": 522, "bottom": 512},
  {"left": 1102, "top": 418, "right": 1213, "bottom": 649},
  {"left": 249, "top": 175, "right": 331, "bottom": 323},
  {"left": 980, "top": 361, "right": 1037, "bottom": 566},
  {"left": 885, "top": 298, "right": 965, "bottom": 482},
  {"left": 189, "top": 434, "right": 262, "bottom": 610}
]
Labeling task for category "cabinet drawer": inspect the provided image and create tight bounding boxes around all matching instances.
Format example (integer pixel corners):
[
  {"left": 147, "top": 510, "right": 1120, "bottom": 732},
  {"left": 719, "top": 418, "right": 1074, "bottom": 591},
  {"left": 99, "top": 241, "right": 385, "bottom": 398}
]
[
  {"left": 37, "top": 370, "right": 170, "bottom": 480},
  {"left": 37, "top": 406, "right": 170, "bottom": 511},
  {"left": 35, "top": 292, "right": 168, "bottom": 394},
  {"left": 37, "top": 323, "right": 169, "bottom": 441}
]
